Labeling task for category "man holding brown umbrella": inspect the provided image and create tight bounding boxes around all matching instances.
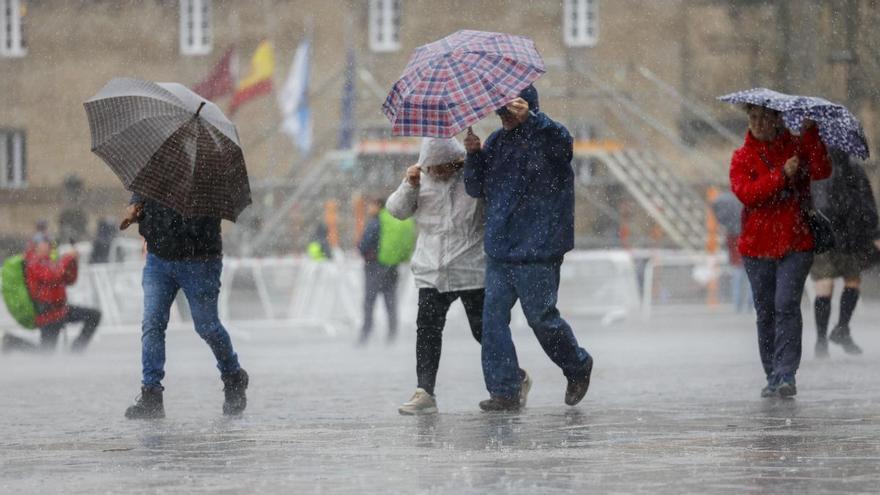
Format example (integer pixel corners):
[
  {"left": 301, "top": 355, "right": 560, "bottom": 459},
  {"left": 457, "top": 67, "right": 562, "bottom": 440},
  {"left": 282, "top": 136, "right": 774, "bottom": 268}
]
[{"left": 85, "top": 78, "right": 251, "bottom": 418}]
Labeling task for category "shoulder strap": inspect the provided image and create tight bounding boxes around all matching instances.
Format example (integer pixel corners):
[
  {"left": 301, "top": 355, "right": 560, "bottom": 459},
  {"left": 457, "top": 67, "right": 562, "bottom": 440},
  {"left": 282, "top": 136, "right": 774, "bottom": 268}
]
[{"left": 755, "top": 149, "right": 774, "bottom": 171}]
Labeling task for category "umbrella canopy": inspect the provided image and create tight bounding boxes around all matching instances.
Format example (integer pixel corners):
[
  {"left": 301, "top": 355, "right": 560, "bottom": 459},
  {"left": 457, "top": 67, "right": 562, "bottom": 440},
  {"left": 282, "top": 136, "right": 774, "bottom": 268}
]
[
  {"left": 84, "top": 78, "right": 251, "bottom": 221},
  {"left": 718, "top": 87, "right": 869, "bottom": 159},
  {"left": 382, "top": 30, "right": 545, "bottom": 138}
]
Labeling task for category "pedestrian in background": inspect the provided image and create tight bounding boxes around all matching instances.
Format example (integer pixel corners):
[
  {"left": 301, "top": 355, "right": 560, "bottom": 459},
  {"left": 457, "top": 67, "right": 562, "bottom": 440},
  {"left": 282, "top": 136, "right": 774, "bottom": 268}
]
[
  {"left": 464, "top": 85, "right": 593, "bottom": 411},
  {"left": 711, "top": 191, "right": 752, "bottom": 313},
  {"left": 89, "top": 217, "right": 117, "bottom": 264},
  {"left": 307, "top": 222, "right": 333, "bottom": 261},
  {"left": 357, "top": 197, "right": 415, "bottom": 345},
  {"left": 387, "top": 137, "right": 531, "bottom": 415},
  {"left": 729, "top": 104, "right": 831, "bottom": 398},
  {"left": 810, "top": 149, "right": 880, "bottom": 358}
]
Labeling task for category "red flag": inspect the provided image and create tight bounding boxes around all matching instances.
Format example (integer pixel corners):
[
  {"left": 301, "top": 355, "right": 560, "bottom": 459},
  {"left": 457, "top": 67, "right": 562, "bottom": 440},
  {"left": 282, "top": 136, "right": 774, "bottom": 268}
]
[{"left": 192, "top": 46, "right": 236, "bottom": 101}]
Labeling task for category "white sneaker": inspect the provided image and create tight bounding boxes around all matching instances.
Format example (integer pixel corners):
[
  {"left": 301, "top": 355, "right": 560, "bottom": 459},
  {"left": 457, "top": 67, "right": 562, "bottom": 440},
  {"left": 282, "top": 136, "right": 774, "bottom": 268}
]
[
  {"left": 519, "top": 369, "right": 532, "bottom": 407},
  {"left": 398, "top": 388, "right": 438, "bottom": 415}
]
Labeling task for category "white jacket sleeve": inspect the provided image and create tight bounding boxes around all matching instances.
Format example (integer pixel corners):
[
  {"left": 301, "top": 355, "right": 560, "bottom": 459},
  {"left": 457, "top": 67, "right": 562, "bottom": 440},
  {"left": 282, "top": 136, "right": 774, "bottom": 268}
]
[{"left": 385, "top": 179, "right": 419, "bottom": 220}]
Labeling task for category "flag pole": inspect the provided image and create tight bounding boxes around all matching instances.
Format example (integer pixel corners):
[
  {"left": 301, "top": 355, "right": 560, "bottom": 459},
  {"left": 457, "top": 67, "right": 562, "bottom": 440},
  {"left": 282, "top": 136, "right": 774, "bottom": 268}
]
[{"left": 263, "top": 0, "right": 281, "bottom": 184}]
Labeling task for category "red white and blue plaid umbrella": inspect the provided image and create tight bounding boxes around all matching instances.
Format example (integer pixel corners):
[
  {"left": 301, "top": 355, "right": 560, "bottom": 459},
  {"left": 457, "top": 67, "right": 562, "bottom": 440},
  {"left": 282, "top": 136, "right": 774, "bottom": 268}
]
[
  {"left": 382, "top": 30, "right": 545, "bottom": 138},
  {"left": 718, "top": 87, "right": 870, "bottom": 159}
]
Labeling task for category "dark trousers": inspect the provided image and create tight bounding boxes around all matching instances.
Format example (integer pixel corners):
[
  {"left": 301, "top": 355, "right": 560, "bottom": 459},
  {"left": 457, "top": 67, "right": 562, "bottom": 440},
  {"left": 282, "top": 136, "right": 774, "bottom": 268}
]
[
  {"left": 41, "top": 305, "right": 102, "bottom": 351},
  {"left": 361, "top": 263, "right": 399, "bottom": 339},
  {"left": 3, "top": 305, "right": 101, "bottom": 353},
  {"left": 744, "top": 251, "right": 814, "bottom": 384},
  {"left": 482, "top": 258, "right": 592, "bottom": 399},
  {"left": 416, "top": 288, "right": 484, "bottom": 395}
]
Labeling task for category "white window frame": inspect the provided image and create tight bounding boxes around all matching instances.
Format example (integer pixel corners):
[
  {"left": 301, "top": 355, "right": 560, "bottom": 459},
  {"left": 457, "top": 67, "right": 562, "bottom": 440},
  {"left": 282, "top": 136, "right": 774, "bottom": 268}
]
[
  {"left": 179, "top": 0, "right": 212, "bottom": 56},
  {"left": 369, "top": 0, "right": 400, "bottom": 53},
  {"left": 564, "top": 0, "right": 598, "bottom": 48},
  {"left": 1, "top": 0, "right": 26, "bottom": 58},
  {"left": 0, "top": 129, "right": 27, "bottom": 189}
]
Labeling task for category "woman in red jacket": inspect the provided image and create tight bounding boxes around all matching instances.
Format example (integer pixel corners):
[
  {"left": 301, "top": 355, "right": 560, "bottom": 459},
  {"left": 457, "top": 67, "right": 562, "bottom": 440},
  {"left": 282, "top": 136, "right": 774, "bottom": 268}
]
[{"left": 730, "top": 104, "right": 831, "bottom": 398}]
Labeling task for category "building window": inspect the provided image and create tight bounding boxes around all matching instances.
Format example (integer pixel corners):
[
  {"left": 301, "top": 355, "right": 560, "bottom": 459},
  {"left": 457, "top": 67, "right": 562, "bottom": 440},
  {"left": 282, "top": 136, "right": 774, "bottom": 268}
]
[
  {"left": 369, "top": 0, "right": 400, "bottom": 52},
  {"left": 563, "top": 0, "right": 598, "bottom": 47},
  {"left": 1, "top": 0, "right": 26, "bottom": 57},
  {"left": 0, "top": 129, "right": 26, "bottom": 189},
  {"left": 180, "top": 0, "right": 212, "bottom": 56}
]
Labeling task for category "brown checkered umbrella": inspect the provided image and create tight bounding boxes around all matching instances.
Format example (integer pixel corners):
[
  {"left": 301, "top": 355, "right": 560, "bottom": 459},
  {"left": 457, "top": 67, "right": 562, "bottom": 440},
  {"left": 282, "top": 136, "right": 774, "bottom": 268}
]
[{"left": 84, "top": 78, "right": 251, "bottom": 221}]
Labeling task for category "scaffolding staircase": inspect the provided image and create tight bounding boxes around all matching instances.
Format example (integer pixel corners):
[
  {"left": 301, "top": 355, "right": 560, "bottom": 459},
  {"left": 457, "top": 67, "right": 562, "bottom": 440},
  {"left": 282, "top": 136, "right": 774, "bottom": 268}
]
[{"left": 581, "top": 148, "right": 709, "bottom": 251}]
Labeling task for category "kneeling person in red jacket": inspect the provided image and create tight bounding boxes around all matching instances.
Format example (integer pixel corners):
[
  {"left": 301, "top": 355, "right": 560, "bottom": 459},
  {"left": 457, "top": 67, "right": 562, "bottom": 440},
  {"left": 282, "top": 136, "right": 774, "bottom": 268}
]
[{"left": 24, "top": 234, "right": 101, "bottom": 352}]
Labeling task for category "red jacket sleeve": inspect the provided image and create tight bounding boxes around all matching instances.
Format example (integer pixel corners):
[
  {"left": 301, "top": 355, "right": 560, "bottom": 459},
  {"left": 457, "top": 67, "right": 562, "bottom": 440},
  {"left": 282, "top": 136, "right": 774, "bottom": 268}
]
[
  {"left": 27, "top": 254, "right": 78, "bottom": 287},
  {"left": 730, "top": 148, "right": 787, "bottom": 208},
  {"left": 800, "top": 126, "right": 831, "bottom": 180},
  {"left": 60, "top": 254, "right": 78, "bottom": 285}
]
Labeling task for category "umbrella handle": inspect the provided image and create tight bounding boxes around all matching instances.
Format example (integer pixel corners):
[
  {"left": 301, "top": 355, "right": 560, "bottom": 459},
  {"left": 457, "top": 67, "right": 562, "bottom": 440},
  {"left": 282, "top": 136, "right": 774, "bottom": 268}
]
[{"left": 196, "top": 101, "right": 206, "bottom": 116}]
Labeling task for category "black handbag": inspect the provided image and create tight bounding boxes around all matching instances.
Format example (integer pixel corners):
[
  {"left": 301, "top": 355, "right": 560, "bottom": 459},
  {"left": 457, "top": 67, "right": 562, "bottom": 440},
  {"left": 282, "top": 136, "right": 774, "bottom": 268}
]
[
  {"left": 805, "top": 208, "right": 835, "bottom": 254},
  {"left": 756, "top": 151, "right": 836, "bottom": 254}
]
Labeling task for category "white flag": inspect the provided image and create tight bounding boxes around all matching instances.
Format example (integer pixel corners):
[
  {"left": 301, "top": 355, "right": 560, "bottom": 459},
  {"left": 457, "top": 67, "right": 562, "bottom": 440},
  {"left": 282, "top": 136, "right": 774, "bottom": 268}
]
[{"left": 278, "top": 39, "right": 312, "bottom": 156}]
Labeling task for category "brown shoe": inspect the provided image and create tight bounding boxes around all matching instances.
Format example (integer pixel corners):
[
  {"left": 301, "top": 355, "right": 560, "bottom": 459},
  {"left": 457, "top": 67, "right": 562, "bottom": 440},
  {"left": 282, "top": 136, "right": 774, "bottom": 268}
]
[
  {"left": 479, "top": 396, "right": 521, "bottom": 412},
  {"left": 565, "top": 357, "right": 594, "bottom": 406},
  {"left": 221, "top": 368, "right": 249, "bottom": 416}
]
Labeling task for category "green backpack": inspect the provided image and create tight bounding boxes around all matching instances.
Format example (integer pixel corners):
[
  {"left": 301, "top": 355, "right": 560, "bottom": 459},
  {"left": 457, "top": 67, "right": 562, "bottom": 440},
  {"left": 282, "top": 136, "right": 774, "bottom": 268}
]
[
  {"left": 1, "top": 255, "right": 37, "bottom": 329},
  {"left": 377, "top": 209, "right": 416, "bottom": 266}
]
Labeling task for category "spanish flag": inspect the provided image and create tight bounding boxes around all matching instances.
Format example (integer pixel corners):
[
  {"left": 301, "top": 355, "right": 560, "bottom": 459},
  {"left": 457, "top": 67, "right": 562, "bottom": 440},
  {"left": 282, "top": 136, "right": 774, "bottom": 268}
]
[{"left": 229, "top": 40, "right": 275, "bottom": 115}]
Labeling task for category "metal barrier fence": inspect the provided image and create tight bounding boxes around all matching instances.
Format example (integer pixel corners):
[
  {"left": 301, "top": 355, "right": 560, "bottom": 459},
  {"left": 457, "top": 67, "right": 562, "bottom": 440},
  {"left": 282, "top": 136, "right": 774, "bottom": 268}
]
[
  {"left": 637, "top": 250, "right": 736, "bottom": 320},
  {"left": 2, "top": 250, "right": 713, "bottom": 335}
]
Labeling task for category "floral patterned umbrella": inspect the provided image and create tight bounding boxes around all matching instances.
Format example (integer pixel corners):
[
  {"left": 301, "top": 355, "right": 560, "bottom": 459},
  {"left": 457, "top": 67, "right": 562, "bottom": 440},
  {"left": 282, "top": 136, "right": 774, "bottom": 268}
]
[{"left": 718, "top": 87, "right": 869, "bottom": 159}]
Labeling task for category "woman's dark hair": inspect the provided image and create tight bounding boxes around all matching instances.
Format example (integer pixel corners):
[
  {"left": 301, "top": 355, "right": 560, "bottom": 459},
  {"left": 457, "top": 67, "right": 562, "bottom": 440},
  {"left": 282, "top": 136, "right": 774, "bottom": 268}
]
[{"left": 742, "top": 103, "right": 781, "bottom": 117}]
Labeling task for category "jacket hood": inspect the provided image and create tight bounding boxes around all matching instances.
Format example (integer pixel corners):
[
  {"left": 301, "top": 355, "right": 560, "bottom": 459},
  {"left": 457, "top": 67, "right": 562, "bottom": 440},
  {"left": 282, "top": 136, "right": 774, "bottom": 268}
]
[{"left": 418, "top": 138, "right": 466, "bottom": 167}]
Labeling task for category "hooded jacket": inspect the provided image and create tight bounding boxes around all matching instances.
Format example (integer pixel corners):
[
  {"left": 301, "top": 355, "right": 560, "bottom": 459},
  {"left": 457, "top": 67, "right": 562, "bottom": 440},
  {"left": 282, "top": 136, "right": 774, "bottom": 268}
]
[
  {"left": 463, "top": 86, "right": 574, "bottom": 263},
  {"left": 729, "top": 126, "right": 831, "bottom": 259},
  {"left": 812, "top": 151, "right": 879, "bottom": 253},
  {"left": 23, "top": 246, "right": 78, "bottom": 326},
  {"left": 386, "top": 138, "right": 486, "bottom": 292}
]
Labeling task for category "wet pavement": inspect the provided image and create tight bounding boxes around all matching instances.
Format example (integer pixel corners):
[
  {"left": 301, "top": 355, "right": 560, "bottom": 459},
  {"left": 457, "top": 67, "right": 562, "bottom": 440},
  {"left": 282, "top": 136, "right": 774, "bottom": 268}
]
[{"left": 2, "top": 306, "right": 879, "bottom": 494}]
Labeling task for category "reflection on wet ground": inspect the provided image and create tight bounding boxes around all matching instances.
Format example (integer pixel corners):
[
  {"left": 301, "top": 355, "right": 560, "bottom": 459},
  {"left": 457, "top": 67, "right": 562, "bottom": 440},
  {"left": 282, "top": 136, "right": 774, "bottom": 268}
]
[{"left": 1, "top": 311, "right": 879, "bottom": 493}]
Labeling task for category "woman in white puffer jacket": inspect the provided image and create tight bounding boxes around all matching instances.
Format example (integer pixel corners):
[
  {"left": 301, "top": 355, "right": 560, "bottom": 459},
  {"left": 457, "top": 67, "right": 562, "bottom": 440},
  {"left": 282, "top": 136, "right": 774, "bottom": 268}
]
[{"left": 386, "top": 137, "right": 530, "bottom": 415}]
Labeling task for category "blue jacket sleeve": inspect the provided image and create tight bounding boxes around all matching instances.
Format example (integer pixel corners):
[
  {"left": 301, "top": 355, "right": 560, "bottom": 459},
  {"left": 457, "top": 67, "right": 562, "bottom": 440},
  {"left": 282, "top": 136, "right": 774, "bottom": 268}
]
[
  {"left": 358, "top": 217, "right": 380, "bottom": 260},
  {"left": 464, "top": 150, "right": 487, "bottom": 198}
]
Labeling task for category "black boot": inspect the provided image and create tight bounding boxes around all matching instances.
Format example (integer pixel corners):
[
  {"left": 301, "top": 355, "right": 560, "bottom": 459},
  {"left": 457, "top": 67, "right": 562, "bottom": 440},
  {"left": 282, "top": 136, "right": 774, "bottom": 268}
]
[
  {"left": 222, "top": 368, "right": 249, "bottom": 416},
  {"left": 125, "top": 385, "right": 165, "bottom": 419},
  {"left": 829, "top": 325, "right": 863, "bottom": 355}
]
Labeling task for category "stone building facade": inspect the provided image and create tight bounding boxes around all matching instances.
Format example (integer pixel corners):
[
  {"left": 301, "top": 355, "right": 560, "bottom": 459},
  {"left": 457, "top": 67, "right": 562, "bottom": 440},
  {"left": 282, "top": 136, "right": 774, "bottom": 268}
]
[{"left": 1, "top": 0, "right": 878, "bottom": 252}]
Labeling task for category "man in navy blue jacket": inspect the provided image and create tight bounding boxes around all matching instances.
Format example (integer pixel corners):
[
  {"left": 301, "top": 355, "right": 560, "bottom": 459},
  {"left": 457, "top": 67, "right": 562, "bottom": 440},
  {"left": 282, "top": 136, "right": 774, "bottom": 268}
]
[{"left": 463, "top": 85, "right": 593, "bottom": 411}]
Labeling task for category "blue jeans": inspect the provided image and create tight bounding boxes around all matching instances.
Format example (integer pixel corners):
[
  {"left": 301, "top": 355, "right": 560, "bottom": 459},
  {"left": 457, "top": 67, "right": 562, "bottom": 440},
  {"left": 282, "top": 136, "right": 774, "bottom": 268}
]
[
  {"left": 482, "top": 258, "right": 592, "bottom": 399},
  {"left": 140, "top": 253, "right": 241, "bottom": 387},
  {"left": 743, "top": 251, "right": 813, "bottom": 385}
]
